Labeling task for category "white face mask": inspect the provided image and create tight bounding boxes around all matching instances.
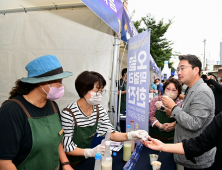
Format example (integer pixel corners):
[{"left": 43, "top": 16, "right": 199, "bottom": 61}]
[
  {"left": 156, "top": 83, "right": 159, "bottom": 85},
  {"left": 164, "top": 91, "right": 178, "bottom": 100},
  {"left": 84, "top": 92, "right": 102, "bottom": 105}
]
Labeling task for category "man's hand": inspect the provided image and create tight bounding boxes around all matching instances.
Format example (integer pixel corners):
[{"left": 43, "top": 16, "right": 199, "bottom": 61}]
[
  {"left": 141, "top": 136, "right": 164, "bottom": 151},
  {"left": 162, "top": 96, "right": 176, "bottom": 110},
  {"left": 62, "top": 164, "right": 74, "bottom": 170}
]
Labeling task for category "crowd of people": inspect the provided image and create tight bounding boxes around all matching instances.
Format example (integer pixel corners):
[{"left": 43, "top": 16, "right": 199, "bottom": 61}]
[
  {"left": 1, "top": 54, "right": 222, "bottom": 170},
  {"left": 144, "top": 54, "right": 222, "bottom": 170}
]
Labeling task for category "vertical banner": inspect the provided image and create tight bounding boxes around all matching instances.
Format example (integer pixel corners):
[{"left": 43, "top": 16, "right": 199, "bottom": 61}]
[
  {"left": 126, "top": 30, "right": 150, "bottom": 132},
  {"left": 121, "top": 8, "right": 138, "bottom": 42},
  {"left": 81, "top": 0, "right": 124, "bottom": 36}
]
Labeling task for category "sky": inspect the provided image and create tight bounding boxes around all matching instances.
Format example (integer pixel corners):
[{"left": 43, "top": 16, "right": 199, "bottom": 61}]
[{"left": 128, "top": 0, "right": 222, "bottom": 67}]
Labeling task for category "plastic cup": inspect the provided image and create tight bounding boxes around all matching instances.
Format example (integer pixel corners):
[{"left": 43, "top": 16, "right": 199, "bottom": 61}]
[
  {"left": 152, "top": 161, "right": 161, "bottom": 170},
  {"left": 149, "top": 154, "right": 158, "bottom": 165}
]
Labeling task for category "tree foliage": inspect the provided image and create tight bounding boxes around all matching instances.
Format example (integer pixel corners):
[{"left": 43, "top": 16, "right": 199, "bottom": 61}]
[{"left": 133, "top": 14, "right": 177, "bottom": 71}]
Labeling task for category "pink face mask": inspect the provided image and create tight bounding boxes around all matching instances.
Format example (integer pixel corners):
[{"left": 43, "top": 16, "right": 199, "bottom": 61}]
[{"left": 41, "top": 83, "right": 65, "bottom": 101}]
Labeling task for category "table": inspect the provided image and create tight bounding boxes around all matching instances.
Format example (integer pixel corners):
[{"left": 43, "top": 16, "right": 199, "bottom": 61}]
[{"left": 75, "top": 145, "right": 176, "bottom": 170}]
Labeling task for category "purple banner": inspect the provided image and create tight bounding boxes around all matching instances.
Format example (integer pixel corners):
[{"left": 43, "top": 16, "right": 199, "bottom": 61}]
[
  {"left": 81, "top": 0, "right": 124, "bottom": 35},
  {"left": 121, "top": 8, "right": 138, "bottom": 42},
  {"left": 126, "top": 31, "right": 150, "bottom": 132}
]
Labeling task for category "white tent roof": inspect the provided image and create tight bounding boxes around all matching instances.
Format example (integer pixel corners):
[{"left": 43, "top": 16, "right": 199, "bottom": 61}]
[{"left": 0, "top": 0, "right": 84, "bottom": 12}]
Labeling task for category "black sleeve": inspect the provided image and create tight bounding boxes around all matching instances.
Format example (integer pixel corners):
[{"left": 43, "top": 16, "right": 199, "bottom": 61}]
[
  {"left": 182, "top": 113, "right": 221, "bottom": 163},
  {"left": 208, "top": 79, "right": 222, "bottom": 93},
  {"left": 0, "top": 103, "right": 24, "bottom": 160}
]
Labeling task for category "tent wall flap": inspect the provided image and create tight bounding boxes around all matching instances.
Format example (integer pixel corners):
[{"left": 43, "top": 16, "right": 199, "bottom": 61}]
[{"left": 0, "top": 7, "right": 114, "bottom": 110}]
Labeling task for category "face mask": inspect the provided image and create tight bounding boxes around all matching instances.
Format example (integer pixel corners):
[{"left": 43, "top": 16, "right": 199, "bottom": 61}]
[
  {"left": 164, "top": 91, "right": 177, "bottom": 100},
  {"left": 85, "top": 92, "right": 102, "bottom": 105},
  {"left": 156, "top": 83, "right": 159, "bottom": 85},
  {"left": 41, "top": 84, "right": 65, "bottom": 101}
]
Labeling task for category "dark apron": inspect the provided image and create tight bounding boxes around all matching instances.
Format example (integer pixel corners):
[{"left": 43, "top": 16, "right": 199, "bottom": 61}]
[
  {"left": 7, "top": 99, "right": 62, "bottom": 170},
  {"left": 63, "top": 105, "right": 100, "bottom": 167},
  {"left": 118, "top": 83, "right": 126, "bottom": 112},
  {"left": 149, "top": 98, "right": 175, "bottom": 143}
]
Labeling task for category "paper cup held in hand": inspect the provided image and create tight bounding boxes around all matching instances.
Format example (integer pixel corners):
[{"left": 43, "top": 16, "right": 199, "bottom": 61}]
[
  {"left": 149, "top": 154, "right": 158, "bottom": 165},
  {"left": 152, "top": 161, "right": 161, "bottom": 170}
]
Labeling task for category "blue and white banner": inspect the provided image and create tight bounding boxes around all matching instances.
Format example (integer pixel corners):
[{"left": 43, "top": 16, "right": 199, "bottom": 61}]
[
  {"left": 126, "top": 30, "right": 150, "bottom": 132},
  {"left": 81, "top": 0, "right": 124, "bottom": 35},
  {"left": 150, "top": 55, "right": 159, "bottom": 74},
  {"left": 121, "top": 8, "right": 138, "bottom": 42}
]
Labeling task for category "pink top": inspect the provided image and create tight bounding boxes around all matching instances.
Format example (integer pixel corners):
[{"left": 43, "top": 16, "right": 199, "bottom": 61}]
[{"left": 149, "top": 96, "right": 182, "bottom": 127}]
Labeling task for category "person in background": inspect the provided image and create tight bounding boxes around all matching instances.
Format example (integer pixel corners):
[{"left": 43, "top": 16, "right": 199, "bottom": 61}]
[
  {"left": 161, "top": 80, "right": 165, "bottom": 85},
  {"left": 149, "top": 78, "right": 182, "bottom": 143},
  {"left": 151, "top": 80, "right": 157, "bottom": 91},
  {"left": 117, "top": 68, "right": 127, "bottom": 113},
  {"left": 162, "top": 55, "right": 216, "bottom": 170},
  {"left": 0, "top": 55, "right": 74, "bottom": 170},
  {"left": 157, "top": 79, "right": 164, "bottom": 96},
  {"left": 142, "top": 111, "right": 222, "bottom": 169},
  {"left": 205, "top": 74, "right": 222, "bottom": 116},
  {"left": 61, "top": 71, "right": 148, "bottom": 168},
  {"left": 219, "top": 78, "right": 222, "bottom": 85}
]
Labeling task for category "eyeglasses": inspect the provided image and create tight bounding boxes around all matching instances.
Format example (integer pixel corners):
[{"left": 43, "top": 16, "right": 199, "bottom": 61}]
[
  {"left": 95, "top": 89, "right": 107, "bottom": 96},
  {"left": 165, "top": 88, "right": 178, "bottom": 93},
  {"left": 176, "top": 65, "right": 194, "bottom": 73}
]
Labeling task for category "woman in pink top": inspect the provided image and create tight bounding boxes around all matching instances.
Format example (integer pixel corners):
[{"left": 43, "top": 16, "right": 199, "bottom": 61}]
[{"left": 149, "top": 78, "right": 182, "bottom": 143}]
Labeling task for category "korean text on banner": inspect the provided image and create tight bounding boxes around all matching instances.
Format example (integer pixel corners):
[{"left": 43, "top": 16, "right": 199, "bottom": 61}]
[
  {"left": 126, "top": 31, "right": 150, "bottom": 132},
  {"left": 81, "top": 0, "right": 124, "bottom": 36}
]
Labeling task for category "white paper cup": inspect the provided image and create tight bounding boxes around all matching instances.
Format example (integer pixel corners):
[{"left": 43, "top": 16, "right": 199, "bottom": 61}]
[
  {"left": 152, "top": 161, "right": 161, "bottom": 170},
  {"left": 149, "top": 154, "right": 158, "bottom": 165}
]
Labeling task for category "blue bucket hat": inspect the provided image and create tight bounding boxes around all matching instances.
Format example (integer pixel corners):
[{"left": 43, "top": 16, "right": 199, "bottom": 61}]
[{"left": 20, "top": 55, "right": 73, "bottom": 84}]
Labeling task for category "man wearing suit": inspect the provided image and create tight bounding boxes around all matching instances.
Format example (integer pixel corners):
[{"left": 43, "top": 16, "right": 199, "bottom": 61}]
[{"left": 162, "top": 55, "right": 216, "bottom": 170}]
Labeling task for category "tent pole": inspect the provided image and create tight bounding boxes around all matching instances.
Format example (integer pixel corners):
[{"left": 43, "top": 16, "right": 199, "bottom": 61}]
[{"left": 109, "top": 34, "right": 120, "bottom": 129}]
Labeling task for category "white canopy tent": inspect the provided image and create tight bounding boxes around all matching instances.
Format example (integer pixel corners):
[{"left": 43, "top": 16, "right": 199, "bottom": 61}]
[{"left": 0, "top": 0, "right": 117, "bottom": 111}]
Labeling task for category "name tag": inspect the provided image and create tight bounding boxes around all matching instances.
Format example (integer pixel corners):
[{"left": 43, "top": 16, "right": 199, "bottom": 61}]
[{"left": 59, "top": 129, "right": 64, "bottom": 136}]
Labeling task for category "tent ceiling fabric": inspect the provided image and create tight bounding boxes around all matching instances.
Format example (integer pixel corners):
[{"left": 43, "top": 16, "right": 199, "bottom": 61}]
[
  {"left": 0, "top": 0, "right": 83, "bottom": 11},
  {"left": 0, "top": 7, "right": 114, "bottom": 110}
]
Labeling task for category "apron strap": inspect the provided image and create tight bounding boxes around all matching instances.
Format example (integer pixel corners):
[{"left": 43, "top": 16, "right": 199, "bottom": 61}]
[
  {"left": 96, "top": 105, "right": 99, "bottom": 122},
  {"left": 9, "top": 99, "right": 31, "bottom": 118},
  {"left": 63, "top": 108, "right": 78, "bottom": 127},
  {"left": 49, "top": 100, "right": 58, "bottom": 113}
]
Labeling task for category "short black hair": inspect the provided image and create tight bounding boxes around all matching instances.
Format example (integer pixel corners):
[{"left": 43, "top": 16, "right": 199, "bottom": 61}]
[
  {"left": 179, "top": 55, "right": 202, "bottom": 75},
  {"left": 163, "top": 78, "right": 182, "bottom": 98},
  {"left": 75, "top": 71, "right": 106, "bottom": 98},
  {"left": 208, "top": 73, "right": 218, "bottom": 82},
  {"left": 156, "top": 78, "right": 160, "bottom": 81},
  {"left": 161, "top": 80, "right": 165, "bottom": 83},
  {"left": 220, "top": 78, "right": 222, "bottom": 82},
  {"left": 122, "top": 68, "right": 127, "bottom": 77}
]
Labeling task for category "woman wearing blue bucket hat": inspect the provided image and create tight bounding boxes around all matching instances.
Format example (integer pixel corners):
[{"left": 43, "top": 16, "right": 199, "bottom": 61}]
[{"left": 0, "top": 55, "right": 73, "bottom": 170}]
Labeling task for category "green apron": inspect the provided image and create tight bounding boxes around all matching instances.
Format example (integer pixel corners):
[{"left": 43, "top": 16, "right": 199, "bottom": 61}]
[
  {"left": 10, "top": 99, "right": 63, "bottom": 170},
  {"left": 149, "top": 99, "right": 175, "bottom": 143},
  {"left": 119, "top": 83, "right": 126, "bottom": 112},
  {"left": 63, "top": 105, "right": 100, "bottom": 167}
]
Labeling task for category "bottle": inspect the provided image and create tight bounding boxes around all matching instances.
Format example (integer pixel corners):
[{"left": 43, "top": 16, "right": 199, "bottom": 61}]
[
  {"left": 94, "top": 153, "right": 101, "bottom": 170},
  {"left": 130, "top": 120, "right": 135, "bottom": 152},
  {"left": 101, "top": 141, "right": 112, "bottom": 170},
  {"left": 101, "top": 127, "right": 112, "bottom": 146},
  {"left": 161, "top": 61, "right": 171, "bottom": 81},
  {"left": 123, "top": 125, "right": 132, "bottom": 161}
]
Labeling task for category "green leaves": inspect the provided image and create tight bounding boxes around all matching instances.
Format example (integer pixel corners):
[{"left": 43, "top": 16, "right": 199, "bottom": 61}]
[{"left": 133, "top": 14, "right": 176, "bottom": 70}]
